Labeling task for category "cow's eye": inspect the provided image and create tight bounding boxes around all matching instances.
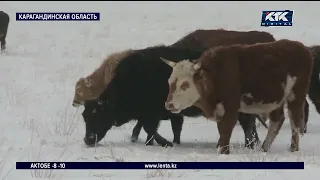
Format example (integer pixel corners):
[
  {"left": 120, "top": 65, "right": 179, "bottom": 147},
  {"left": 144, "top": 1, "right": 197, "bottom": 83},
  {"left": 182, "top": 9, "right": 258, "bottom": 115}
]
[{"left": 180, "top": 81, "right": 190, "bottom": 91}]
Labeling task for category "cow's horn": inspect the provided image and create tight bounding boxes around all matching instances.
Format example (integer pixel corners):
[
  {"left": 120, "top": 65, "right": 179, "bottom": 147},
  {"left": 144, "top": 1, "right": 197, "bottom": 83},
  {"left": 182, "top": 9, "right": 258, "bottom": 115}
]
[
  {"left": 193, "top": 62, "right": 201, "bottom": 70},
  {"left": 160, "top": 57, "right": 176, "bottom": 67}
]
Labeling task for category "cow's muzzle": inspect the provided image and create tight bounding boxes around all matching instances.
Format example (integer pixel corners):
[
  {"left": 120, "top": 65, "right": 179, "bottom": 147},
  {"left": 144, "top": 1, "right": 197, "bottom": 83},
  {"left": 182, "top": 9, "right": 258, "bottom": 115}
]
[
  {"left": 72, "top": 100, "right": 84, "bottom": 107},
  {"left": 84, "top": 137, "right": 97, "bottom": 147},
  {"left": 72, "top": 102, "right": 80, "bottom": 107},
  {"left": 165, "top": 102, "right": 181, "bottom": 113},
  {"left": 84, "top": 132, "right": 103, "bottom": 147}
]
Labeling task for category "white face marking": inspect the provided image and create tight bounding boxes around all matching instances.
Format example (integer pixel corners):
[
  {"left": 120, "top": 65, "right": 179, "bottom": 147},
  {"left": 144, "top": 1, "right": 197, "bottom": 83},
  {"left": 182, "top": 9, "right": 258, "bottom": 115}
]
[
  {"left": 239, "top": 75, "right": 297, "bottom": 114},
  {"left": 166, "top": 60, "right": 201, "bottom": 113}
]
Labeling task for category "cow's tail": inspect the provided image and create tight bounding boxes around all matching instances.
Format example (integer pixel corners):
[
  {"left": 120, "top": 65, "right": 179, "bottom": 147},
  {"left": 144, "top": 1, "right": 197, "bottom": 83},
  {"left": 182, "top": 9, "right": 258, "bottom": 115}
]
[
  {"left": 256, "top": 115, "right": 268, "bottom": 129},
  {"left": 308, "top": 46, "right": 320, "bottom": 115}
]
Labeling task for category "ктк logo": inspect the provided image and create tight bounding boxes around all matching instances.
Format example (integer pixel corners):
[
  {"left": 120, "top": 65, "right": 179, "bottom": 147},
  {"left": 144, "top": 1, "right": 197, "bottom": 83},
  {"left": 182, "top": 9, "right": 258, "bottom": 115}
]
[{"left": 261, "top": 10, "right": 293, "bottom": 27}]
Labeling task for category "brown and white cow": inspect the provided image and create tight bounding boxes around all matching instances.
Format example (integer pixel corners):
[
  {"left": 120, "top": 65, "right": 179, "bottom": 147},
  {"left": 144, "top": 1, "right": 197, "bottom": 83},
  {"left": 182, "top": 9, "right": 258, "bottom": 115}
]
[{"left": 161, "top": 39, "right": 313, "bottom": 154}]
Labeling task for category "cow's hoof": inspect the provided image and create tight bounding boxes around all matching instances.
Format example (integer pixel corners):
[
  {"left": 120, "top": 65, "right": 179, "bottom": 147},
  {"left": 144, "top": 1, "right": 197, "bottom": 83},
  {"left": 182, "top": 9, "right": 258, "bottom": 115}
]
[
  {"left": 173, "top": 139, "right": 180, "bottom": 145},
  {"left": 303, "top": 127, "right": 307, "bottom": 133},
  {"left": 161, "top": 141, "right": 173, "bottom": 147},
  {"left": 245, "top": 139, "right": 261, "bottom": 149},
  {"left": 145, "top": 139, "right": 154, "bottom": 146},
  {"left": 289, "top": 144, "right": 299, "bottom": 152},
  {"left": 219, "top": 147, "right": 230, "bottom": 154},
  {"left": 216, "top": 139, "right": 221, "bottom": 148},
  {"left": 260, "top": 147, "right": 269, "bottom": 152},
  {"left": 131, "top": 136, "right": 138, "bottom": 143}
]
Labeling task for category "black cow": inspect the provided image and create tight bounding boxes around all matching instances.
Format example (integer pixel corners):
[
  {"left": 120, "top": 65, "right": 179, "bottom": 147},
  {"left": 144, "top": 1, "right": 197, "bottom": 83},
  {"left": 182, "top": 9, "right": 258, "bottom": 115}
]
[
  {"left": 82, "top": 45, "right": 261, "bottom": 148},
  {"left": 0, "top": 11, "right": 9, "bottom": 53},
  {"left": 303, "top": 45, "right": 320, "bottom": 133}
]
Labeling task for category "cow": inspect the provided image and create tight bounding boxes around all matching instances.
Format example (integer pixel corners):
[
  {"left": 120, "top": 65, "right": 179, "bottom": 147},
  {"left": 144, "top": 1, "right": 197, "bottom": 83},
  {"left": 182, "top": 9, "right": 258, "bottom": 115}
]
[
  {"left": 303, "top": 45, "right": 320, "bottom": 132},
  {"left": 255, "top": 45, "right": 320, "bottom": 133},
  {"left": 130, "top": 29, "right": 275, "bottom": 143},
  {"left": 81, "top": 45, "right": 263, "bottom": 148},
  {"left": 162, "top": 39, "right": 314, "bottom": 154},
  {"left": 0, "top": 11, "right": 9, "bottom": 53}
]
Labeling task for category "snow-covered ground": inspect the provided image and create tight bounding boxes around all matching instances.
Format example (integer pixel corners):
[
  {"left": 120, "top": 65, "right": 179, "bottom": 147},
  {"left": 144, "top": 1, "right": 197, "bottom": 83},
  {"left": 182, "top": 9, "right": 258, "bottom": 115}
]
[{"left": 1, "top": 1, "right": 320, "bottom": 179}]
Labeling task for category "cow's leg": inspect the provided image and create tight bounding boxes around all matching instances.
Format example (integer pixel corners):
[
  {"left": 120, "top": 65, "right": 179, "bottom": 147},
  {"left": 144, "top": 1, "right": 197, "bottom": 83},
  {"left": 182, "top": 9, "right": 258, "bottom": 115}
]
[
  {"left": 217, "top": 111, "right": 238, "bottom": 154},
  {"left": 131, "top": 121, "right": 143, "bottom": 143},
  {"left": 0, "top": 39, "right": 6, "bottom": 52},
  {"left": 261, "top": 107, "right": 285, "bottom": 152},
  {"left": 170, "top": 114, "right": 184, "bottom": 144},
  {"left": 287, "top": 99, "right": 305, "bottom": 152},
  {"left": 140, "top": 118, "right": 173, "bottom": 147},
  {"left": 237, "top": 112, "right": 260, "bottom": 149},
  {"left": 312, "top": 100, "right": 320, "bottom": 114},
  {"left": 0, "top": 28, "right": 8, "bottom": 53},
  {"left": 303, "top": 99, "right": 309, "bottom": 133}
]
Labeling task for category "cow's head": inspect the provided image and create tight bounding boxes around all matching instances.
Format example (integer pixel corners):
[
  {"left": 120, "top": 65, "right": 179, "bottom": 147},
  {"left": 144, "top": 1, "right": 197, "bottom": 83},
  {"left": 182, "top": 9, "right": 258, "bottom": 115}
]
[
  {"left": 161, "top": 57, "right": 203, "bottom": 113},
  {"left": 82, "top": 99, "right": 114, "bottom": 147},
  {"left": 72, "top": 77, "right": 95, "bottom": 107}
]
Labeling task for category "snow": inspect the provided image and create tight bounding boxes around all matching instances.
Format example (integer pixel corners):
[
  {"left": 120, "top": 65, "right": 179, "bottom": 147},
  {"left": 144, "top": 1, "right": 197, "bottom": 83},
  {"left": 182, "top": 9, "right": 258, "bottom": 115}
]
[{"left": 0, "top": 1, "right": 320, "bottom": 179}]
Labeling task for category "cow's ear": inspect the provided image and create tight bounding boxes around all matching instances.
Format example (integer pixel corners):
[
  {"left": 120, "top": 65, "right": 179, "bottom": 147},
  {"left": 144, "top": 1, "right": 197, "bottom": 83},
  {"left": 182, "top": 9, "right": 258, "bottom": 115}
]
[
  {"left": 193, "top": 62, "right": 201, "bottom": 71},
  {"left": 194, "top": 69, "right": 204, "bottom": 81},
  {"left": 191, "top": 59, "right": 199, "bottom": 64}
]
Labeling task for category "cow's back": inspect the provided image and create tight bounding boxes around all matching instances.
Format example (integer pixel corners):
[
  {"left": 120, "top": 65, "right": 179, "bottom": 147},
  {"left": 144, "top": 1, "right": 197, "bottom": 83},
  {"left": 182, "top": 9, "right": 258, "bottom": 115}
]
[
  {"left": 0, "top": 11, "right": 10, "bottom": 24},
  {"left": 171, "top": 29, "right": 275, "bottom": 50}
]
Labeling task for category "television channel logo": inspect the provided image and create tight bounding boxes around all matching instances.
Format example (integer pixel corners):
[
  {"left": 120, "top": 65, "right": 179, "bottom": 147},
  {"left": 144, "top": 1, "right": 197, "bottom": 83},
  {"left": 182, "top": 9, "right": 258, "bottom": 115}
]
[{"left": 261, "top": 10, "right": 293, "bottom": 27}]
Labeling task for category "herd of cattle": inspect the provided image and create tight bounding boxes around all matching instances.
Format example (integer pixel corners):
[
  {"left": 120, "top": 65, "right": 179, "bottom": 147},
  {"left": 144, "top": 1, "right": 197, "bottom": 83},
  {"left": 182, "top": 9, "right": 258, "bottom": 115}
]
[
  {"left": 71, "top": 28, "right": 320, "bottom": 155},
  {"left": 1, "top": 11, "right": 319, "bottom": 154}
]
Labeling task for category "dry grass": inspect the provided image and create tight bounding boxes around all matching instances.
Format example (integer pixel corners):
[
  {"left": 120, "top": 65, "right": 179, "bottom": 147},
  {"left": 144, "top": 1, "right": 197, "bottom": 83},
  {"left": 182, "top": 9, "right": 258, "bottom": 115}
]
[
  {"left": 51, "top": 105, "right": 79, "bottom": 136},
  {"left": 3, "top": 85, "right": 27, "bottom": 106},
  {"left": 27, "top": 119, "right": 71, "bottom": 179},
  {"left": 28, "top": 144, "right": 69, "bottom": 179},
  {"left": 94, "top": 145, "right": 125, "bottom": 162},
  {"left": 145, "top": 169, "right": 185, "bottom": 179},
  {"left": 0, "top": 140, "right": 15, "bottom": 180}
]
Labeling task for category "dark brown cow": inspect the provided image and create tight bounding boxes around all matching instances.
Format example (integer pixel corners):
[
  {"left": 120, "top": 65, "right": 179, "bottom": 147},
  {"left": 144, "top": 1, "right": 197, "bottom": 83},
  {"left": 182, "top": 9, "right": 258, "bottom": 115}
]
[
  {"left": 171, "top": 29, "right": 275, "bottom": 50},
  {"left": 0, "top": 11, "right": 9, "bottom": 53},
  {"left": 161, "top": 39, "right": 313, "bottom": 154}
]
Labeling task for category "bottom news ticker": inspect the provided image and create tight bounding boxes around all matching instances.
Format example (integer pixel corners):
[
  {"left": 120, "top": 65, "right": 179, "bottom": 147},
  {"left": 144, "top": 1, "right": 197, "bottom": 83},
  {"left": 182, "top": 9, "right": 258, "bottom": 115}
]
[{"left": 16, "top": 162, "right": 304, "bottom": 170}]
